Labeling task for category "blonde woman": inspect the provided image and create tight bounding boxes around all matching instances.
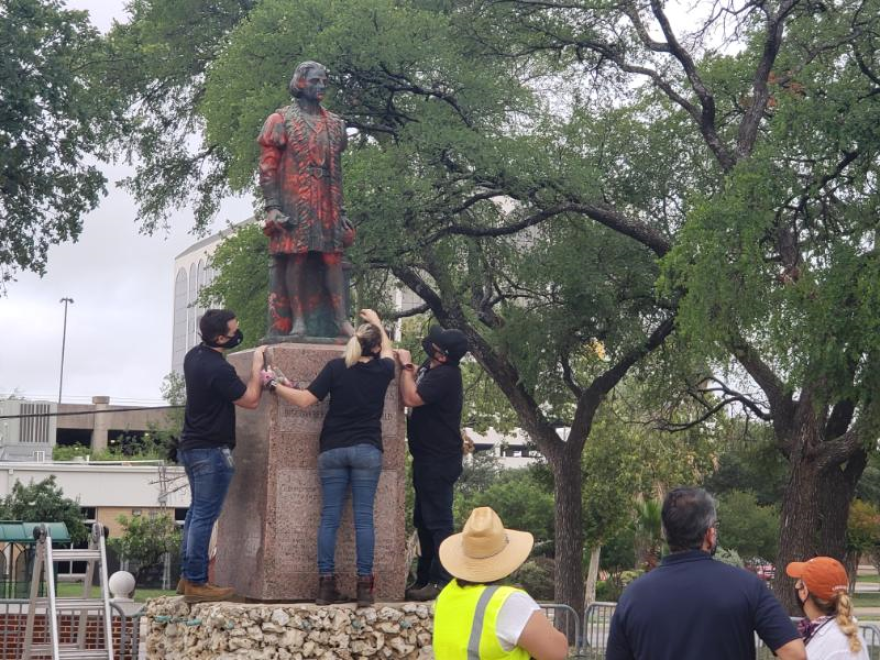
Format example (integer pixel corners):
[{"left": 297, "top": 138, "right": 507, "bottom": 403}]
[
  {"left": 268, "top": 309, "right": 394, "bottom": 607},
  {"left": 787, "top": 557, "right": 869, "bottom": 659}
]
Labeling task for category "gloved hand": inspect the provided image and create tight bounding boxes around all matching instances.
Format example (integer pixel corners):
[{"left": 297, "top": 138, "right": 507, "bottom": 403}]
[{"left": 261, "top": 368, "right": 292, "bottom": 391}]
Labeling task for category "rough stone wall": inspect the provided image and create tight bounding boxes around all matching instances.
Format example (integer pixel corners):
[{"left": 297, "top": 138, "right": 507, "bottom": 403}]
[{"left": 144, "top": 598, "right": 434, "bottom": 660}]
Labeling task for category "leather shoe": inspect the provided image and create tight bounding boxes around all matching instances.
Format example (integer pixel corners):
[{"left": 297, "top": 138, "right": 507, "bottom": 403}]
[{"left": 407, "top": 583, "right": 441, "bottom": 602}]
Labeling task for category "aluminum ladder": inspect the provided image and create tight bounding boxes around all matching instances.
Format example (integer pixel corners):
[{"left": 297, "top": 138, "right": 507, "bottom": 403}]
[{"left": 22, "top": 523, "right": 114, "bottom": 660}]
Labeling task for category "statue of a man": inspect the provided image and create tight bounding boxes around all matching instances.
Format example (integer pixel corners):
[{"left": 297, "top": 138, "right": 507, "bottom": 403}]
[{"left": 258, "top": 61, "right": 355, "bottom": 339}]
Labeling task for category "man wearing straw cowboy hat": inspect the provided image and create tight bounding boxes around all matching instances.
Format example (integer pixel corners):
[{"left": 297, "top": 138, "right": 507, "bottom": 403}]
[{"left": 432, "top": 507, "right": 568, "bottom": 660}]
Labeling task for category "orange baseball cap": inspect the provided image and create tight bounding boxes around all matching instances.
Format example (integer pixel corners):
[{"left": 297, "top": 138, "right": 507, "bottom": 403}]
[{"left": 786, "top": 557, "right": 849, "bottom": 600}]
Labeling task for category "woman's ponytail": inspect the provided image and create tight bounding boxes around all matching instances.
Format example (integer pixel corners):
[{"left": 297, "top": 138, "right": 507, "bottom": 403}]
[
  {"left": 343, "top": 334, "right": 363, "bottom": 367},
  {"left": 834, "top": 591, "right": 862, "bottom": 654},
  {"left": 343, "top": 323, "right": 382, "bottom": 367}
]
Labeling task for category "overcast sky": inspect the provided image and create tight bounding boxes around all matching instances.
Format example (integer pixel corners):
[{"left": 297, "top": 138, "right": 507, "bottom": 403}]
[{"left": 0, "top": 1, "right": 254, "bottom": 406}]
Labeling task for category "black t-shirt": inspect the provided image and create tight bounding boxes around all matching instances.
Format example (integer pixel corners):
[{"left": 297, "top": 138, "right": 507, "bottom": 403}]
[
  {"left": 179, "top": 344, "right": 248, "bottom": 451},
  {"left": 407, "top": 363, "right": 464, "bottom": 463},
  {"left": 307, "top": 357, "right": 395, "bottom": 453},
  {"left": 605, "top": 550, "right": 799, "bottom": 660}
]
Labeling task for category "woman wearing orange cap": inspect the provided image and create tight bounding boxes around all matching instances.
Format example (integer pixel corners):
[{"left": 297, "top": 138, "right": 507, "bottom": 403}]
[{"left": 786, "top": 557, "right": 868, "bottom": 659}]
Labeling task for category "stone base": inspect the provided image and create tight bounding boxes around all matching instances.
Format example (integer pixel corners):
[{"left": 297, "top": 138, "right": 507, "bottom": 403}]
[
  {"left": 218, "top": 344, "right": 407, "bottom": 602},
  {"left": 143, "top": 598, "right": 434, "bottom": 660}
]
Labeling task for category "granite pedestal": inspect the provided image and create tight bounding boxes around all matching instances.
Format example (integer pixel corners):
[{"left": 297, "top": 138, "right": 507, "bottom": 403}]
[{"left": 216, "top": 343, "right": 407, "bottom": 601}]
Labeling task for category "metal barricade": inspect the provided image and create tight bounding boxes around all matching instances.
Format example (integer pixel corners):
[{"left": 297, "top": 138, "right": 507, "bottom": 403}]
[
  {"left": 539, "top": 603, "right": 582, "bottom": 656},
  {"left": 0, "top": 598, "right": 143, "bottom": 659},
  {"left": 859, "top": 623, "right": 880, "bottom": 660},
  {"left": 577, "top": 603, "right": 880, "bottom": 659},
  {"left": 582, "top": 601, "right": 616, "bottom": 658}
]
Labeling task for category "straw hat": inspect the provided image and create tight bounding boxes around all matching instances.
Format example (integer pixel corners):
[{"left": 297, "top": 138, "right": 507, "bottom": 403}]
[{"left": 439, "top": 507, "right": 534, "bottom": 583}]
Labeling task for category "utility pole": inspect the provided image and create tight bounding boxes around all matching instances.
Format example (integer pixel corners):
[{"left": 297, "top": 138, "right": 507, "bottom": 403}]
[{"left": 58, "top": 297, "right": 74, "bottom": 404}]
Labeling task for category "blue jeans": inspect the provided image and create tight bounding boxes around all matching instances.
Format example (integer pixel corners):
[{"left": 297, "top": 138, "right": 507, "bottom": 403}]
[
  {"left": 317, "top": 444, "right": 383, "bottom": 576},
  {"left": 178, "top": 447, "right": 235, "bottom": 585}
]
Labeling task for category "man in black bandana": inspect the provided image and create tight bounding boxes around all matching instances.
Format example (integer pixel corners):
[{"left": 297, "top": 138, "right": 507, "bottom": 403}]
[
  {"left": 177, "top": 309, "right": 267, "bottom": 602},
  {"left": 395, "top": 325, "right": 470, "bottom": 601}
]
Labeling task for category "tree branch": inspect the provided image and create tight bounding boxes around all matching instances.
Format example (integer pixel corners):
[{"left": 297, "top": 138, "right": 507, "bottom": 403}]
[
  {"left": 427, "top": 201, "right": 672, "bottom": 257},
  {"left": 736, "top": 0, "right": 801, "bottom": 159},
  {"left": 729, "top": 335, "right": 796, "bottom": 430},
  {"left": 569, "top": 315, "right": 676, "bottom": 446}
]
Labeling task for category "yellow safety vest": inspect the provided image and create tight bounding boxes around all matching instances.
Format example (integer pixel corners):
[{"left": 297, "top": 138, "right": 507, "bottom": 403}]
[{"left": 433, "top": 581, "right": 532, "bottom": 660}]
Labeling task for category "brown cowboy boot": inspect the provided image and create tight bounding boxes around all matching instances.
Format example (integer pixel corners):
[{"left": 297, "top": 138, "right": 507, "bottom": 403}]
[
  {"left": 183, "top": 581, "right": 236, "bottom": 603},
  {"left": 316, "top": 575, "right": 345, "bottom": 606},
  {"left": 356, "top": 575, "right": 375, "bottom": 607},
  {"left": 176, "top": 577, "right": 189, "bottom": 595}
]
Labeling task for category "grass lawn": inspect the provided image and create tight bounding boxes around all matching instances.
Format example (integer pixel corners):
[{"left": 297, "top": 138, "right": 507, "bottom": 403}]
[
  {"left": 855, "top": 593, "right": 880, "bottom": 608},
  {"left": 56, "top": 583, "right": 175, "bottom": 603}
]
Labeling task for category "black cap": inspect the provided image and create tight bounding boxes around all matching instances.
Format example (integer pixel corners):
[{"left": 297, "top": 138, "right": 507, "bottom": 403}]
[{"left": 428, "top": 325, "right": 469, "bottom": 365}]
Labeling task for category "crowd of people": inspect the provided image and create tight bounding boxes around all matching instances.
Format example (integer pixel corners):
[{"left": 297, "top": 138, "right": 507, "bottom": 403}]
[{"left": 172, "top": 308, "right": 871, "bottom": 660}]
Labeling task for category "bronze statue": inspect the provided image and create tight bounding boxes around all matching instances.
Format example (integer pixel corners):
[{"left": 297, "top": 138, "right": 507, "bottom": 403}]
[{"left": 258, "top": 61, "right": 355, "bottom": 339}]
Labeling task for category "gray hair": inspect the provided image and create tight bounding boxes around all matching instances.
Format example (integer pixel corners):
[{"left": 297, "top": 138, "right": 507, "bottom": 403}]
[
  {"left": 288, "top": 61, "right": 328, "bottom": 98},
  {"left": 661, "top": 488, "right": 717, "bottom": 552}
]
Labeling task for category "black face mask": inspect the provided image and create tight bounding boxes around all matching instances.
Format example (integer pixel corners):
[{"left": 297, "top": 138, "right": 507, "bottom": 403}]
[
  {"left": 422, "top": 337, "right": 446, "bottom": 361},
  {"left": 206, "top": 329, "right": 244, "bottom": 350}
]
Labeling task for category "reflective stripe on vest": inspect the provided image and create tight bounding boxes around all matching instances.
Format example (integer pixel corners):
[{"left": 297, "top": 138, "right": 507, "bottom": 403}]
[
  {"left": 467, "top": 586, "right": 500, "bottom": 660},
  {"left": 433, "top": 581, "right": 532, "bottom": 660}
]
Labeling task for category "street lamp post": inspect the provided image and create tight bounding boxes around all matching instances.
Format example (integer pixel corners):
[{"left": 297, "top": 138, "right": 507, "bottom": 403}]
[{"left": 58, "top": 297, "right": 74, "bottom": 404}]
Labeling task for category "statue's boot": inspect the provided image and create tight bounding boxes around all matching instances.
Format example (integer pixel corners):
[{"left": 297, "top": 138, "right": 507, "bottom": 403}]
[{"left": 289, "top": 317, "right": 307, "bottom": 338}]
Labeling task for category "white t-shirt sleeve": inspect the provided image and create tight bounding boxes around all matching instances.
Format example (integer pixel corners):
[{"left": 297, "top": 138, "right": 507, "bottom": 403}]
[{"left": 495, "top": 591, "right": 541, "bottom": 652}]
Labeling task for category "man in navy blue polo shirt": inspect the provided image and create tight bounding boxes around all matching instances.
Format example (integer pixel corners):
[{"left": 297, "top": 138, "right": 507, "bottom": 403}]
[{"left": 606, "top": 487, "right": 805, "bottom": 660}]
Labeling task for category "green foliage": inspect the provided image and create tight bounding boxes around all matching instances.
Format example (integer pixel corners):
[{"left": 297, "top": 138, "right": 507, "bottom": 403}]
[
  {"left": 455, "top": 467, "right": 554, "bottom": 541},
  {"left": 714, "top": 547, "right": 745, "bottom": 568},
  {"left": 151, "top": 371, "right": 186, "bottom": 462},
  {"left": 703, "top": 430, "right": 788, "bottom": 507},
  {"left": 634, "top": 499, "right": 664, "bottom": 570},
  {"left": 0, "top": 0, "right": 115, "bottom": 282},
  {"left": 715, "top": 491, "right": 780, "bottom": 561},
  {"left": 455, "top": 450, "right": 501, "bottom": 501},
  {"left": 0, "top": 477, "right": 87, "bottom": 543},
  {"left": 512, "top": 558, "right": 555, "bottom": 602},
  {"left": 658, "top": 19, "right": 880, "bottom": 408},
  {"left": 52, "top": 434, "right": 171, "bottom": 462},
  {"left": 108, "top": 514, "right": 181, "bottom": 583},
  {"left": 601, "top": 526, "right": 636, "bottom": 574},
  {"left": 847, "top": 500, "right": 880, "bottom": 555},
  {"left": 857, "top": 453, "right": 880, "bottom": 511},
  {"left": 103, "top": 0, "right": 255, "bottom": 232},
  {"left": 198, "top": 222, "right": 268, "bottom": 348},
  {"left": 596, "top": 569, "right": 643, "bottom": 603},
  {"left": 582, "top": 400, "right": 716, "bottom": 547},
  {"left": 51, "top": 444, "right": 92, "bottom": 461}
]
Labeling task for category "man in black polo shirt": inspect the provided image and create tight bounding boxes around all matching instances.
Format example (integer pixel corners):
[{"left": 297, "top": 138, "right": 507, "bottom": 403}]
[
  {"left": 606, "top": 487, "right": 805, "bottom": 660},
  {"left": 177, "top": 309, "right": 266, "bottom": 602},
  {"left": 395, "top": 325, "right": 469, "bottom": 602}
]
